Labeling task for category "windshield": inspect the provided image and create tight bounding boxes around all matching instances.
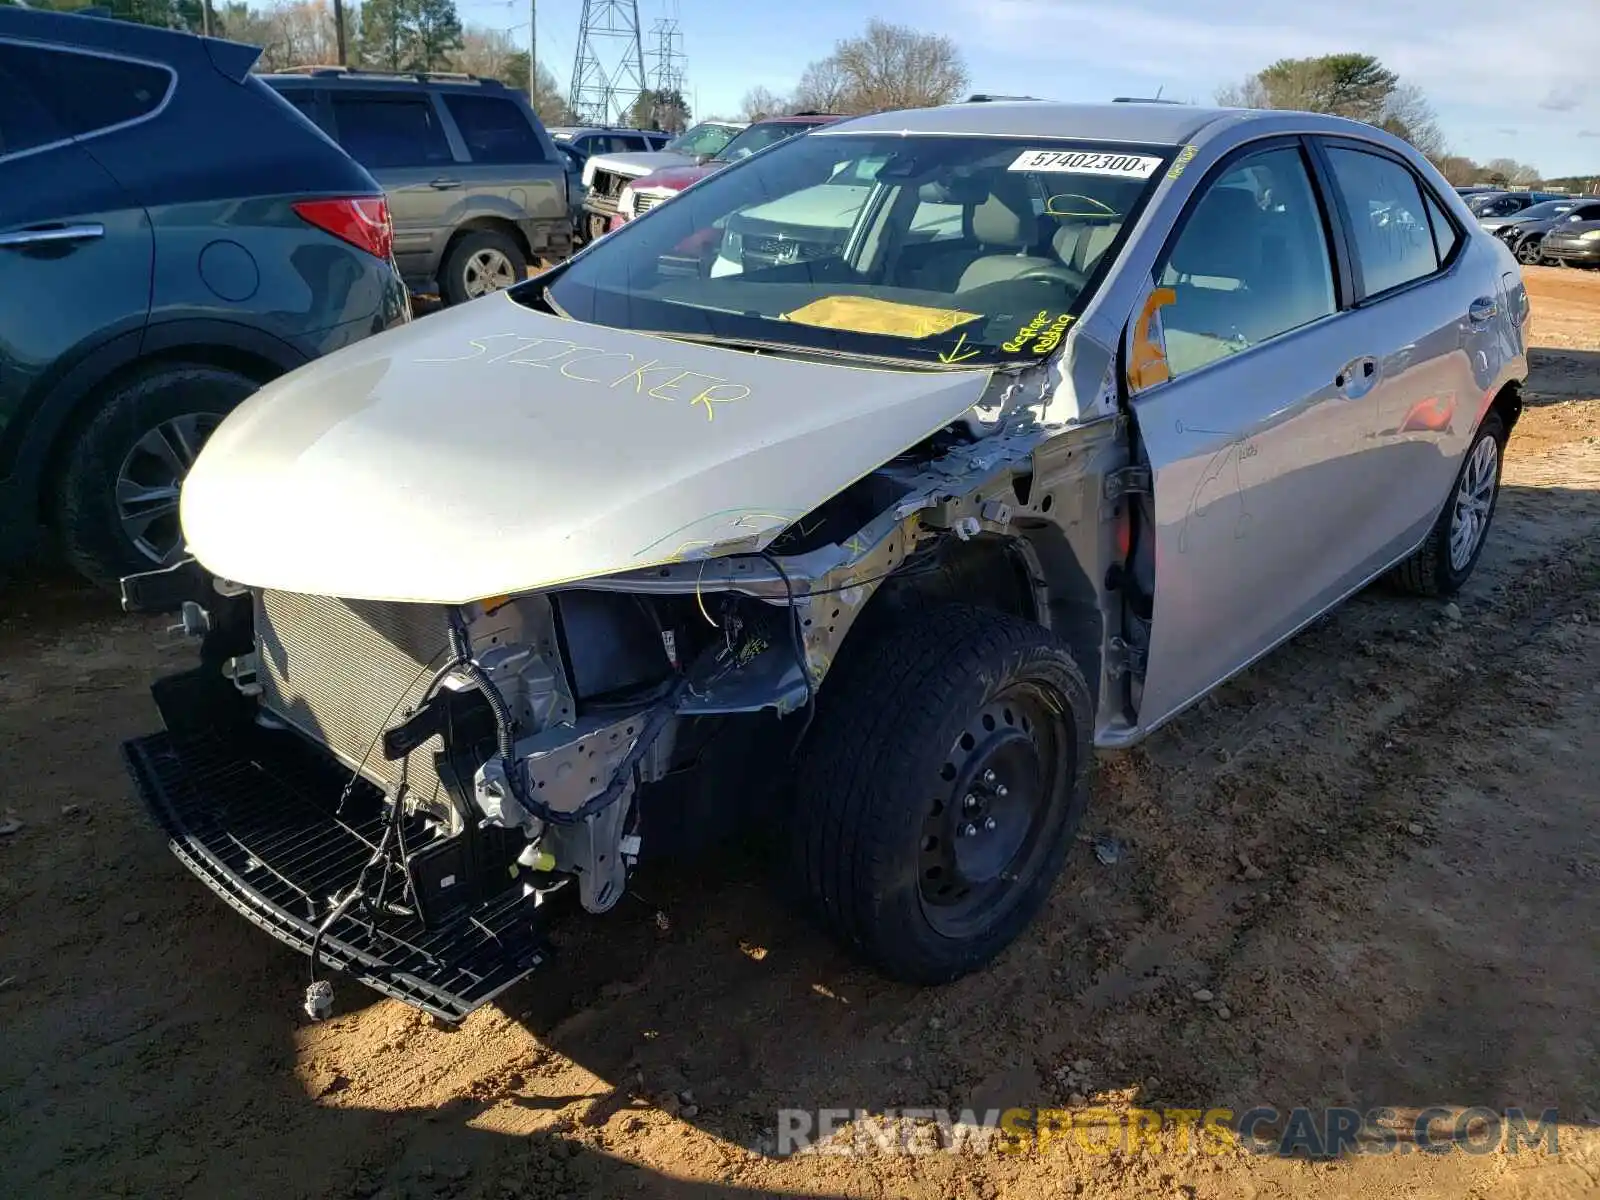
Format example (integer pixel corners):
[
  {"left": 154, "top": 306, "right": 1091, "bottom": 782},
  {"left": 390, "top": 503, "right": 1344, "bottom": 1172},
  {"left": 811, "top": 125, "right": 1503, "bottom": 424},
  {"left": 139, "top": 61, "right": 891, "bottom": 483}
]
[
  {"left": 716, "top": 121, "right": 820, "bottom": 163},
  {"left": 538, "top": 133, "right": 1170, "bottom": 368},
  {"left": 665, "top": 122, "right": 738, "bottom": 158}
]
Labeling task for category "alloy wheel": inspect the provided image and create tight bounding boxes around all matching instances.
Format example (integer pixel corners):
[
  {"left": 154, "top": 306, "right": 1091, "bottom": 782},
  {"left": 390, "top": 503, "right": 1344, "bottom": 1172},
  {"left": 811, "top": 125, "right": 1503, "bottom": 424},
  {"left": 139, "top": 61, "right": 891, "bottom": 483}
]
[
  {"left": 462, "top": 247, "right": 518, "bottom": 298},
  {"left": 1449, "top": 432, "right": 1499, "bottom": 572},
  {"left": 115, "top": 412, "right": 223, "bottom": 565}
]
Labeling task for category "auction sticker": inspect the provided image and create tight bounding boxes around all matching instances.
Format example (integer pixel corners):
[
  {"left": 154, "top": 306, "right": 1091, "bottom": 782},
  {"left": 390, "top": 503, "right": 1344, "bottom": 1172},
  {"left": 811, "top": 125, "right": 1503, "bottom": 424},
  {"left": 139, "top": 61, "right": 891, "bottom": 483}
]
[{"left": 1009, "top": 149, "right": 1162, "bottom": 177}]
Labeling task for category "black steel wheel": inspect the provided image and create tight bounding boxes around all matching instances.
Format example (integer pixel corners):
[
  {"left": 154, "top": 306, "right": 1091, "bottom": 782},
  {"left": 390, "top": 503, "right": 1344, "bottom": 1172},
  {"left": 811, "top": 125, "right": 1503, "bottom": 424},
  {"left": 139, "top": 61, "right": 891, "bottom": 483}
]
[{"left": 793, "top": 604, "right": 1092, "bottom": 983}]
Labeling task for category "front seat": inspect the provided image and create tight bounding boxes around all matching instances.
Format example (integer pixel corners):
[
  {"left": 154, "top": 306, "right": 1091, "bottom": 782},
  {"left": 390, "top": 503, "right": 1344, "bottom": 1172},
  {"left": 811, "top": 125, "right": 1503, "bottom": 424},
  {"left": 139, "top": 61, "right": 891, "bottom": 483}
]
[{"left": 955, "top": 178, "right": 1064, "bottom": 292}]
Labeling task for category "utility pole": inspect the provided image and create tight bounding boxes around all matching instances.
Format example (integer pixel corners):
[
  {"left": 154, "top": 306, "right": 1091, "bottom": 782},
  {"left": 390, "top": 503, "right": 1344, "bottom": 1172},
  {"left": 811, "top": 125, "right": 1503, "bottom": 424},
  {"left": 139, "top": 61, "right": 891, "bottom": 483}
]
[
  {"left": 528, "top": 0, "right": 537, "bottom": 108},
  {"left": 200, "top": 0, "right": 213, "bottom": 37},
  {"left": 333, "top": 0, "right": 348, "bottom": 65}
]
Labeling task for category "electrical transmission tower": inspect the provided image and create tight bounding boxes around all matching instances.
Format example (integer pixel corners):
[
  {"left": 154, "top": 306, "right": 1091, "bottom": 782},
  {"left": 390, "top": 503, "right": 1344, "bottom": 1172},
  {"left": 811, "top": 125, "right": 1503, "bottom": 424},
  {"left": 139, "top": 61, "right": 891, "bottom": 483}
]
[
  {"left": 568, "top": 0, "right": 648, "bottom": 127},
  {"left": 649, "top": 18, "right": 686, "bottom": 96}
]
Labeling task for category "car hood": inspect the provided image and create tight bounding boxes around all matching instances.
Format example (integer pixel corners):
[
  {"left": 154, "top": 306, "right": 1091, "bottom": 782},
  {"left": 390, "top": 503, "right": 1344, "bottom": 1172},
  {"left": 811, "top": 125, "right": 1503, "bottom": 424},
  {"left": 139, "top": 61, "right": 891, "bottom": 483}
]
[
  {"left": 178, "top": 294, "right": 993, "bottom": 605},
  {"left": 584, "top": 150, "right": 693, "bottom": 184},
  {"left": 631, "top": 163, "right": 718, "bottom": 192}
]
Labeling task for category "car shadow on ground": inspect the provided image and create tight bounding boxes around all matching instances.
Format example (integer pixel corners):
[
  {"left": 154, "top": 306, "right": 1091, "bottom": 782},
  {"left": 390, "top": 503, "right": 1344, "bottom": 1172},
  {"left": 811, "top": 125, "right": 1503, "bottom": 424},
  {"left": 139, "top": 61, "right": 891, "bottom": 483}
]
[{"left": 1525, "top": 347, "right": 1600, "bottom": 405}]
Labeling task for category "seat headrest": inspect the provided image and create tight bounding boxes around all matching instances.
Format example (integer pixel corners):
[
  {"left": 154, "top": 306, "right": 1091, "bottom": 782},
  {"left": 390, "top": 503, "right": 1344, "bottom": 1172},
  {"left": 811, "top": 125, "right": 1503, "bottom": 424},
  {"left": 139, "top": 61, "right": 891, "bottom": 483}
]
[
  {"left": 971, "top": 175, "right": 1036, "bottom": 248},
  {"left": 1169, "top": 186, "right": 1263, "bottom": 278}
]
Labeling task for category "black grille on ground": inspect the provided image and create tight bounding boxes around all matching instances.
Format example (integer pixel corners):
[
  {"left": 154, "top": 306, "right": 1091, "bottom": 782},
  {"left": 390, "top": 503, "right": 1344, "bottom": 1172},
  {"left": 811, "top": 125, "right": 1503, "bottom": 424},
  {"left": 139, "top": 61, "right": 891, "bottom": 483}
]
[{"left": 123, "top": 669, "right": 550, "bottom": 1022}]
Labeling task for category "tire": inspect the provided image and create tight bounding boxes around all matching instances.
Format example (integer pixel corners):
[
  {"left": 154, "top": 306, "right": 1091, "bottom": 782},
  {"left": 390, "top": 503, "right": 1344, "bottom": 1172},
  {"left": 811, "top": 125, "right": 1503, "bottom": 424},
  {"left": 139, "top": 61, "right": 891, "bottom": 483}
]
[
  {"left": 1388, "top": 411, "right": 1506, "bottom": 597},
  {"left": 792, "top": 604, "right": 1093, "bottom": 984},
  {"left": 54, "top": 362, "right": 258, "bottom": 590},
  {"left": 440, "top": 229, "right": 527, "bottom": 305},
  {"left": 1515, "top": 236, "right": 1543, "bottom": 266}
]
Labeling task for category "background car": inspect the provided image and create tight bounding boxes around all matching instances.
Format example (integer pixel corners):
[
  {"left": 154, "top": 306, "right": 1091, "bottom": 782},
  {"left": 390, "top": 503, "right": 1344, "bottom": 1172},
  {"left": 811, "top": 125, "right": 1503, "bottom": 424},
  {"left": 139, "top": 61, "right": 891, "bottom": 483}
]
[
  {"left": 264, "top": 67, "right": 571, "bottom": 304},
  {"left": 579, "top": 119, "right": 745, "bottom": 239},
  {"left": 1465, "top": 189, "right": 1569, "bottom": 218},
  {"left": 547, "top": 125, "right": 671, "bottom": 157},
  {"left": 1492, "top": 198, "right": 1600, "bottom": 264},
  {"left": 1540, "top": 215, "right": 1600, "bottom": 268},
  {"left": 0, "top": 8, "right": 409, "bottom": 588},
  {"left": 611, "top": 113, "right": 843, "bottom": 228}
]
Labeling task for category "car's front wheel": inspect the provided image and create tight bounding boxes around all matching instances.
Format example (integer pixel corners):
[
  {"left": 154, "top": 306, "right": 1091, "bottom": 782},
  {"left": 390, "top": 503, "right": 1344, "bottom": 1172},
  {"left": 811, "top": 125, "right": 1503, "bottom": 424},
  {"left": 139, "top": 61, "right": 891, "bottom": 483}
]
[
  {"left": 1388, "top": 411, "right": 1507, "bottom": 597},
  {"left": 54, "top": 362, "right": 257, "bottom": 589},
  {"left": 792, "top": 604, "right": 1092, "bottom": 983}
]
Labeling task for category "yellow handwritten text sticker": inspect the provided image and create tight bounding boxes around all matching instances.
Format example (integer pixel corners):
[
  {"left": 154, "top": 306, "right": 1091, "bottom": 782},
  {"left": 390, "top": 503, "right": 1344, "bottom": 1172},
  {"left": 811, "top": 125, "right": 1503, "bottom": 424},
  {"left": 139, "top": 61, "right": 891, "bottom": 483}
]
[
  {"left": 1003, "top": 311, "right": 1073, "bottom": 354},
  {"left": 1166, "top": 145, "right": 1199, "bottom": 181},
  {"left": 781, "top": 295, "right": 983, "bottom": 340}
]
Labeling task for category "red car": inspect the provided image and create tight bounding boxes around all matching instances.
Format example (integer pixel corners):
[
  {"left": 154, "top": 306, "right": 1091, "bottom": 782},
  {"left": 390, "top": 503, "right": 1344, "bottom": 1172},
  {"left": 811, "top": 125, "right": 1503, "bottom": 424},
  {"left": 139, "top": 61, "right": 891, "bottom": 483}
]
[{"left": 609, "top": 112, "right": 843, "bottom": 231}]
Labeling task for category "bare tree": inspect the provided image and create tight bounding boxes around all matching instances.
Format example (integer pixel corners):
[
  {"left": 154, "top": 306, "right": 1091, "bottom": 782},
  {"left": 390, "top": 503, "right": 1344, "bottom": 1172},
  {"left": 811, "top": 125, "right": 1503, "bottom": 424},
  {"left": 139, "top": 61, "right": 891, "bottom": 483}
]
[
  {"left": 1484, "top": 157, "right": 1540, "bottom": 187},
  {"left": 792, "top": 55, "right": 850, "bottom": 113},
  {"left": 1380, "top": 82, "right": 1447, "bottom": 162},
  {"left": 452, "top": 26, "right": 520, "bottom": 80},
  {"left": 805, "top": 19, "right": 968, "bottom": 114},
  {"left": 740, "top": 86, "right": 788, "bottom": 121}
]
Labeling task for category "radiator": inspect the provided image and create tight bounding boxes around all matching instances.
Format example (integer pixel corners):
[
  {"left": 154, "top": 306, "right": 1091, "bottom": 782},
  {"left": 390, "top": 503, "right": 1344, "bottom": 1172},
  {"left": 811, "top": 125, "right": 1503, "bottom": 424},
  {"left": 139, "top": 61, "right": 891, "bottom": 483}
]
[{"left": 253, "top": 590, "right": 454, "bottom": 807}]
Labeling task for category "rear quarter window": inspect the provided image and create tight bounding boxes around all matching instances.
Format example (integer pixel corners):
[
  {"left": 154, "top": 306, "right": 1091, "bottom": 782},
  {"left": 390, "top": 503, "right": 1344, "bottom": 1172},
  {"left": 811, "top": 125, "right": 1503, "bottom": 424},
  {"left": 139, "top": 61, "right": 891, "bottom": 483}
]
[{"left": 0, "top": 41, "right": 170, "bottom": 145}]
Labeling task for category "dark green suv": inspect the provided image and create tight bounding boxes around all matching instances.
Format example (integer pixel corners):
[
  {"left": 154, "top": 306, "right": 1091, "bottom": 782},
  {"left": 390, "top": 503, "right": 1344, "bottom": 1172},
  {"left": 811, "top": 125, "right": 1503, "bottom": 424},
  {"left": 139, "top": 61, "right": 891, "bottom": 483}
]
[{"left": 0, "top": 9, "right": 410, "bottom": 588}]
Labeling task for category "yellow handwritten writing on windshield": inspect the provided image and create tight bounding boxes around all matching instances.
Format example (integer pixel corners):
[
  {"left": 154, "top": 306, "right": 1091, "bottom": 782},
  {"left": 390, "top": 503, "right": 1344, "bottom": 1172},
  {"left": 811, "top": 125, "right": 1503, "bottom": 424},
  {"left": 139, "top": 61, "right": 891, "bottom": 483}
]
[
  {"left": 781, "top": 295, "right": 983, "bottom": 340},
  {"left": 1004, "top": 311, "right": 1074, "bottom": 355},
  {"left": 414, "top": 334, "right": 752, "bottom": 421}
]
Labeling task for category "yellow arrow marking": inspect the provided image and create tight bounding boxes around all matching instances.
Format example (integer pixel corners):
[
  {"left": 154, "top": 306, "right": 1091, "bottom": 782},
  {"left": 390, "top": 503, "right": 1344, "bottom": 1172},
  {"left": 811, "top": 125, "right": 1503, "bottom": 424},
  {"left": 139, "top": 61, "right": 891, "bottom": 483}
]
[{"left": 938, "top": 331, "right": 981, "bottom": 365}]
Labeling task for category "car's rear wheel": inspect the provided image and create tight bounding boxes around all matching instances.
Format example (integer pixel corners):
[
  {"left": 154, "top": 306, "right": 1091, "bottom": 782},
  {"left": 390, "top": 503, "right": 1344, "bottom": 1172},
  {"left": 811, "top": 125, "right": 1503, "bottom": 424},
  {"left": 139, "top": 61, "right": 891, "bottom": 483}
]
[
  {"left": 1515, "top": 236, "right": 1543, "bottom": 265},
  {"left": 54, "top": 362, "right": 257, "bottom": 589},
  {"left": 792, "top": 604, "right": 1092, "bottom": 983},
  {"left": 1387, "top": 411, "right": 1507, "bottom": 597},
  {"left": 441, "top": 230, "right": 526, "bottom": 305}
]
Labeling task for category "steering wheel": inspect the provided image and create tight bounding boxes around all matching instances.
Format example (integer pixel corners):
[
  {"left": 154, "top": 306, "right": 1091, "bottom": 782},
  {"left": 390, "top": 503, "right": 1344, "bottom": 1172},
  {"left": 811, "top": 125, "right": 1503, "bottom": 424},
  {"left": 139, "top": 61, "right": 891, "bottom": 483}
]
[{"left": 1013, "top": 266, "right": 1083, "bottom": 290}]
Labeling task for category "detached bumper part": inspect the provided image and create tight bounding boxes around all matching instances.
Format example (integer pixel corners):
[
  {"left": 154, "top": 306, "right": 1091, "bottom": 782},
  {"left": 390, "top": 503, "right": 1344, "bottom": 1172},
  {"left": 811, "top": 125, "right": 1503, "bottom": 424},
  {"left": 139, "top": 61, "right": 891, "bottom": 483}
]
[{"left": 122, "top": 670, "right": 550, "bottom": 1022}]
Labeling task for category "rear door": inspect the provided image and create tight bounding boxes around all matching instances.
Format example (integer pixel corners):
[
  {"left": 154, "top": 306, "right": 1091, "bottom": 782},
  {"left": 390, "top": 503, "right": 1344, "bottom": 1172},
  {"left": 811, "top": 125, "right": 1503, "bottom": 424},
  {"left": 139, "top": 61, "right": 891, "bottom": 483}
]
[
  {"left": 1310, "top": 138, "right": 1494, "bottom": 564},
  {"left": 1128, "top": 138, "right": 1382, "bottom": 730},
  {"left": 0, "top": 40, "right": 155, "bottom": 478},
  {"left": 437, "top": 91, "right": 565, "bottom": 226},
  {"left": 326, "top": 87, "right": 458, "bottom": 281}
]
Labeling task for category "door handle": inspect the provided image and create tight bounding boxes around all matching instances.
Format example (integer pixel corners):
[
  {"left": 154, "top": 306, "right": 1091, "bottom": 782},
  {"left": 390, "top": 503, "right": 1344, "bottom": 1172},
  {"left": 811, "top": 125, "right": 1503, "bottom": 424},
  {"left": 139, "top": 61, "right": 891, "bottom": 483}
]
[
  {"left": 428, "top": 178, "right": 462, "bottom": 190},
  {"left": 0, "top": 223, "right": 105, "bottom": 249},
  {"left": 1467, "top": 296, "right": 1498, "bottom": 323}
]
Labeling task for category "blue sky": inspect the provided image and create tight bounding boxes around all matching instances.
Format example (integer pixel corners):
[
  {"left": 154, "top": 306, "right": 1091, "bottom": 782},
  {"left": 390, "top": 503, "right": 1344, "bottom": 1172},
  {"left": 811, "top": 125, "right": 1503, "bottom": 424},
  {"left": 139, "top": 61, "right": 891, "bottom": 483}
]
[{"left": 466, "top": 0, "right": 1598, "bottom": 177}]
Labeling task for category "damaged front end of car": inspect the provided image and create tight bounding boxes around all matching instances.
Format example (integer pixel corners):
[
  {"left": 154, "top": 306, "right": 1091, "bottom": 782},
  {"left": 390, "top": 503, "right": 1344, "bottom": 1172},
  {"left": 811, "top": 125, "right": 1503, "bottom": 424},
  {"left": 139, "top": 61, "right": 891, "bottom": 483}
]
[{"left": 117, "top": 285, "right": 1134, "bottom": 1023}]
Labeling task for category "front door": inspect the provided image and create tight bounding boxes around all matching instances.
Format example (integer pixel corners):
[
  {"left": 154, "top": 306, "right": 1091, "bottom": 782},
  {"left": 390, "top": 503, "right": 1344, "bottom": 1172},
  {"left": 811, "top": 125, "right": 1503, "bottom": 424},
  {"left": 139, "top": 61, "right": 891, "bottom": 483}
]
[{"left": 1128, "top": 140, "right": 1379, "bottom": 731}]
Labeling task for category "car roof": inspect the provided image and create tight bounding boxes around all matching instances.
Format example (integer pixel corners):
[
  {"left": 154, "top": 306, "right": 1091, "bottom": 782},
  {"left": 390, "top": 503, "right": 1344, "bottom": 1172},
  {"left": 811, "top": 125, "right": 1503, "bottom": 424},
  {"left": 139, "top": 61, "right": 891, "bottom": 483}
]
[
  {"left": 752, "top": 113, "right": 845, "bottom": 126},
  {"left": 0, "top": 5, "right": 261, "bottom": 77},
  {"left": 813, "top": 100, "right": 1407, "bottom": 149}
]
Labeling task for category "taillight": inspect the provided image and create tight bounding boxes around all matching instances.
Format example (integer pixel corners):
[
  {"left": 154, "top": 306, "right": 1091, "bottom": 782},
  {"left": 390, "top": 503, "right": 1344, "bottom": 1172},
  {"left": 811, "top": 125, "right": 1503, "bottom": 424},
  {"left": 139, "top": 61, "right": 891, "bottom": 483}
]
[{"left": 292, "top": 196, "right": 394, "bottom": 260}]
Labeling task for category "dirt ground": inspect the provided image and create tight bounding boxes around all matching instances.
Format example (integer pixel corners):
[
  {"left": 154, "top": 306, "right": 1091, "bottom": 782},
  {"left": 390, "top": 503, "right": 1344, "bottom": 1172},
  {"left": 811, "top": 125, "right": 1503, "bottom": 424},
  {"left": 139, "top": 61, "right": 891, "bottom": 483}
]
[{"left": 3, "top": 267, "right": 1599, "bottom": 1200}]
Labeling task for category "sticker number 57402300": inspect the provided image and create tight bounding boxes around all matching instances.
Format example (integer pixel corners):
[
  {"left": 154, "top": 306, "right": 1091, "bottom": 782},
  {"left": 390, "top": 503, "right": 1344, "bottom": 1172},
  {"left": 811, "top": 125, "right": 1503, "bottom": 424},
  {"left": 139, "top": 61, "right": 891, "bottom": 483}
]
[{"left": 1008, "top": 150, "right": 1162, "bottom": 177}]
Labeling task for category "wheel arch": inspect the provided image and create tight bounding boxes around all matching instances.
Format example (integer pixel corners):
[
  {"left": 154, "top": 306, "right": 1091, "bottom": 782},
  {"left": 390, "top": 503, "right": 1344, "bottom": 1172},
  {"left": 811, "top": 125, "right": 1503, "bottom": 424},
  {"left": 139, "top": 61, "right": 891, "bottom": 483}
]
[
  {"left": 1488, "top": 377, "right": 1524, "bottom": 438},
  {"left": 442, "top": 218, "right": 534, "bottom": 267}
]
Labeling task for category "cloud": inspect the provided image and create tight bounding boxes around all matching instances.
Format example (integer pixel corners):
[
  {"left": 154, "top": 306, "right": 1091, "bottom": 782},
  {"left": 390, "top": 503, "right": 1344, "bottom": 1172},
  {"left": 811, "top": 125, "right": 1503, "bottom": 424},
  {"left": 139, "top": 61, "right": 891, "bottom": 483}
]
[
  {"left": 1579, "top": 130, "right": 1600, "bottom": 139},
  {"left": 1539, "top": 87, "right": 1581, "bottom": 111},
  {"left": 1496, "top": 128, "right": 1519, "bottom": 136}
]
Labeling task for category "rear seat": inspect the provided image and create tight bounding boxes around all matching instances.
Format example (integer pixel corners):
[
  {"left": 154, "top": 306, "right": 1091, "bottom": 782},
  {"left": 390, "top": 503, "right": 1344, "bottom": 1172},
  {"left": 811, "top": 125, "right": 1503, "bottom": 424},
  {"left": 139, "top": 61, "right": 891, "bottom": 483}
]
[{"left": 1051, "top": 222, "right": 1120, "bottom": 277}]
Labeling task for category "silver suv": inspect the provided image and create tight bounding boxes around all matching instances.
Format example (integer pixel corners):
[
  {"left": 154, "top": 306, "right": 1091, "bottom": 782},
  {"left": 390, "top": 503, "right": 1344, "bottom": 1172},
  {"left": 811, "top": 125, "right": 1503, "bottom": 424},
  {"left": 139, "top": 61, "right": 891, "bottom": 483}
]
[{"left": 265, "top": 68, "right": 571, "bottom": 304}]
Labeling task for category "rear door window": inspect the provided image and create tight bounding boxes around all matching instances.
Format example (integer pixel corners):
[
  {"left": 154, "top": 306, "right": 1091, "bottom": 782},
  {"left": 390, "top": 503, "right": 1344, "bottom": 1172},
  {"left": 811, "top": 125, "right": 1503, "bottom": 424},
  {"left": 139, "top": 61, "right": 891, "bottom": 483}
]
[
  {"left": 330, "top": 91, "right": 453, "bottom": 168},
  {"left": 1323, "top": 147, "right": 1440, "bottom": 296},
  {"left": 0, "top": 52, "right": 66, "bottom": 158},
  {"left": 1422, "top": 191, "right": 1459, "bottom": 265},
  {"left": 0, "top": 42, "right": 170, "bottom": 144},
  {"left": 441, "top": 93, "right": 544, "bottom": 164}
]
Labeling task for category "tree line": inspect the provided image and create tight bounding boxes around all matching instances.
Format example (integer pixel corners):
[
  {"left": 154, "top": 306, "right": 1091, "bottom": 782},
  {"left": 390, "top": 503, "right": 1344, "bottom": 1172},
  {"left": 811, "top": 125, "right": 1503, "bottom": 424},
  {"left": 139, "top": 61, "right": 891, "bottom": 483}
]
[{"left": 4, "top": 2, "right": 1580, "bottom": 187}]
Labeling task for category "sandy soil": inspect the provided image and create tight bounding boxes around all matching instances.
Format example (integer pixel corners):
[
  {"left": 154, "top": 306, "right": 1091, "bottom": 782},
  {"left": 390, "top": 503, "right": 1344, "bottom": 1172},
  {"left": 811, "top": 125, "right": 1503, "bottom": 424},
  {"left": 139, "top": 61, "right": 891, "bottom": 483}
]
[{"left": 3, "top": 266, "right": 1599, "bottom": 1200}]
